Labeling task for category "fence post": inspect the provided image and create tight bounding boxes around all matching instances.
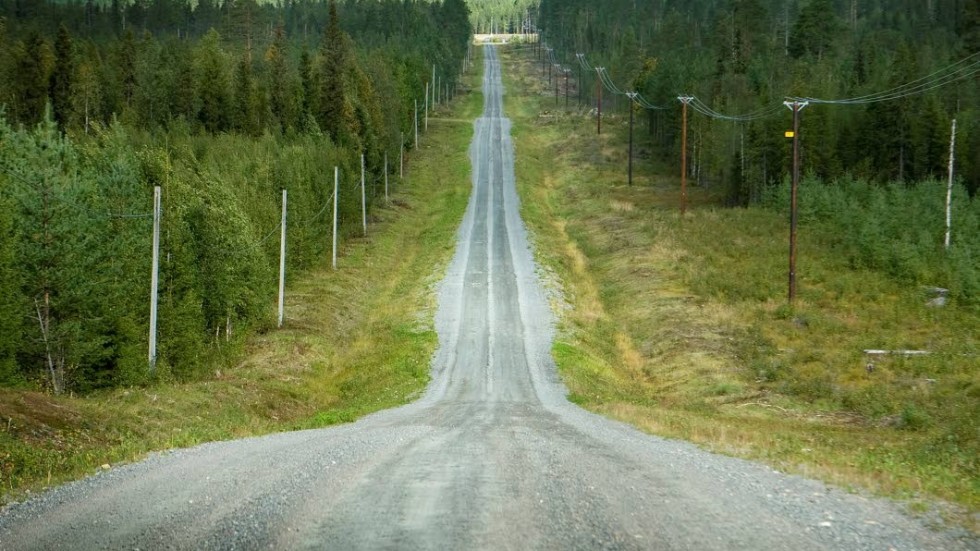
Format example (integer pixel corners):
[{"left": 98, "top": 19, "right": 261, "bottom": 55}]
[
  {"left": 148, "top": 185, "right": 161, "bottom": 372},
  {"left": 332, "top": 166, "right": 338, "bottom": 270},
  {"left": 277, "top": 188, "right": 287, "bottom": 328}
]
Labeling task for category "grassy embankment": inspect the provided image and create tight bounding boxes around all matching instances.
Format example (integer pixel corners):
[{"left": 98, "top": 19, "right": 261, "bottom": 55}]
[
  {"left": 0, "top": 54, "right": 483, "bottom": 504},
  {"left": 499, "top": 47, "right": 978, "bottom": 524}
]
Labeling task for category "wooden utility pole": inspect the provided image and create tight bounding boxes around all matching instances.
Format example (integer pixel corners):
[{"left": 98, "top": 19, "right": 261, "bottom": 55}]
[
  {"left": 148, "top": 185, "right": 161, "bottom": 372},
  {"left": 385, "top": 151, "right": 390, "bottom": 204},
  {"left": 564, "top": 69, "right": 569, "bottom": 110},
  {"left": 945, "top": 118, "right": 957, "bottom": 250},
  {"left": 784, "top": 100, "right": 808, "bottom": 302},
  {"left": 277, "top": 189, "right": 287, "bottom": 328},
  {"left": 627, "top": 93, "right": 636, "bottom": 186},
  {"left": 554, "top": 65, "right": 559, "bottom": 106},
  {"left": 678, "top": 96, "right": 693, "bottom": 215}
]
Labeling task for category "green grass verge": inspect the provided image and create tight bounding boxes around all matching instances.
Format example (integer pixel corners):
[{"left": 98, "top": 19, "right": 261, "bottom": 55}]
[
  {"left": 0, "top": 56, "right": 483, "bottom": 504},
  {"left": 499, "top": 47, "right": 978, "bottom": 527}
]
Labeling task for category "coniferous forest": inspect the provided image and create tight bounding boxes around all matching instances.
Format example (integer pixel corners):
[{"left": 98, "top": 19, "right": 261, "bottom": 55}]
[
  {"left": 538, "top": 0, "right": 978, "bottom": 196},
  {"left": 537, "top": 0, "right": 978, "bottom": 306},
  {"left": 0, "top": 0, "right": 471, "bottom": 392}
]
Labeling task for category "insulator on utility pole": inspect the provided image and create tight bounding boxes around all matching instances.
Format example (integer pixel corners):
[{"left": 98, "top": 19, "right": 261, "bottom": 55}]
[
  {"left": 678, "top": 96, "right": 693, "bottom": 215},
  {"left": 148, "top": 185, "right": 161, "bottom": 372},
  {"left": 277, "top": 188, "right": 287, "bottom": 328},
  {"left": 783, "top": 100, "right": 808, "bottom": 303}
]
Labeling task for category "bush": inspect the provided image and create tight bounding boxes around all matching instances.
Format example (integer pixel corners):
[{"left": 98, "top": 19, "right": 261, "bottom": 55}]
[{"left": 762, "top": 176, "right": 979, "bottom": 304}]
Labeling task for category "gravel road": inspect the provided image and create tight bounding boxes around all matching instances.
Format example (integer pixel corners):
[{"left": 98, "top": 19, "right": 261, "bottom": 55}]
[{"left": 0, "top": 46, "right": 974, "bottom": 551}]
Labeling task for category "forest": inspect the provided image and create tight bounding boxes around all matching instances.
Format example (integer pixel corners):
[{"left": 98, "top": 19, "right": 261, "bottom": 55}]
[
  {"left": 537, "top": 0, "right": 978, "bottom": 304},
  {"left": 464, "top": 0, "right": 538, "bottom": 35},
  {"left": 539, "top": 0, "right": 978, "bottom": 198},
  {"left": 0, "top": 0, "right": 471, "bottom": 392}
]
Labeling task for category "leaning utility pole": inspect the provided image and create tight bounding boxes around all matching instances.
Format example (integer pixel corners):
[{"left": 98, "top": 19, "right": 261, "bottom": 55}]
[
  {"left": 945, "top": 118, "right": 957, "bottom": 250},
  {"left": 784, "top": 100, "right": 808, "bottom": 302},
  {"left": 678, "top": 96, "right": 693, "bottom": 215}
]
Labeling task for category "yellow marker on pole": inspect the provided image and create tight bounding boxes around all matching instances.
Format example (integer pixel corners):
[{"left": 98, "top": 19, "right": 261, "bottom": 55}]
[{"left": 785, "top": 131, "right": 795, "bottom": 138}]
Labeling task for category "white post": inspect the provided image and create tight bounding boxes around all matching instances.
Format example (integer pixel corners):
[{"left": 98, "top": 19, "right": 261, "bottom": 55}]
[
  {"left": 277, "top": 188, "right": 287, "bottom": 328},
  {"left": 425, "top": 82, "right": 429, "bottom": 131},
  {"left": 384, "top": 151, "right": 389, "bottom": 203},
  {"left": 945, "top": 118, "right": 957, "bottom": 250},
  {"left": 436, "top": 75, "right": 440, "bottom": 106},
  {"left": 148, "top": 185, "right": 161, "bottom": 372},
  {"left": 361, "top": 153, "right": 367, "bottom": 236},
  {"left": 332, "top": 166, "right": 338, "bottom": 270},
  {"left": 432, "top": 65, "right": 436, "bottom": 108}
]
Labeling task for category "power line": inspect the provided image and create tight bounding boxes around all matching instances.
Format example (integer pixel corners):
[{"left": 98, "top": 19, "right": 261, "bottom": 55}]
[{"left": 792, "top": 52, "right": 979, "bottom": 105}]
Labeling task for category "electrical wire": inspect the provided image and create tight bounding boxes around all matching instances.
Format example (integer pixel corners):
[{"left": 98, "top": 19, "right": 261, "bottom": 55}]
[
  {"left": 685, "top": 96, "right": 785, "bottom": 121},
  {"left": 792, "top": 52, "right": 979, "bottom": 105}
]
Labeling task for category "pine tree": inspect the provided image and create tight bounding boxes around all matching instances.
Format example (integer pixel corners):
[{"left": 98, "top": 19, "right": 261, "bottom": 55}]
[
  {"left": 266, "top": 22, "right": 289, "bottom": 132},
  {"left": 788, "top": 0, "right": 841, "bottom": 59},
  {"left": 318, "top": 0, "right": 350, "bottom": 142},
  {"left": 195, "top": 29, "right": 231, "bottom": 133},
  {"left": 49, "top": 25, "right": 76, "bottom": 132},
  {"left": 233, "top": 53, "right": 259, "bottom": 136},
  {"left": 11, "top": 32, "right": 50, "bottom": 126},
  {"left": 0, "top": 167, "right": 23, "bottom": 385}
]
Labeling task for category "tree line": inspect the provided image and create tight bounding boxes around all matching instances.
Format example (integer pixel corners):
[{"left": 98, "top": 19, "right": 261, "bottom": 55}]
[
  {"left": 464, "top": 0, "right": 539, "bottom": 35},
  {"left": 0, "top": 0, "right": 472, "bottom": 392}
]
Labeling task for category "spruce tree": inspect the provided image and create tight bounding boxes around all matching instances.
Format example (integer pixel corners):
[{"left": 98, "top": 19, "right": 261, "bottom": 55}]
[
  {"left": 11, "top": 32, "right": 49, "bottom": 126},
  {"left": 50, "top": 25, "right": 75, "bottom": 132},
  {"left": 318, "top": 1, "right": 349, "bottom": 142},
  {"left": 266, "top": 23, "right": 289, "bottom": 132}
]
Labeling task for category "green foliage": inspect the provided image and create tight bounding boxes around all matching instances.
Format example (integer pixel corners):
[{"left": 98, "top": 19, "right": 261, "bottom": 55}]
[
  {"left": 0, "top": 0, "right": 472, "bottom": 393},
  {"left": 537, "top": 0, "right": 979, "bottom": 196},
  {"left": 762, "top": 176, "right": 980, "bottom": 303}
]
